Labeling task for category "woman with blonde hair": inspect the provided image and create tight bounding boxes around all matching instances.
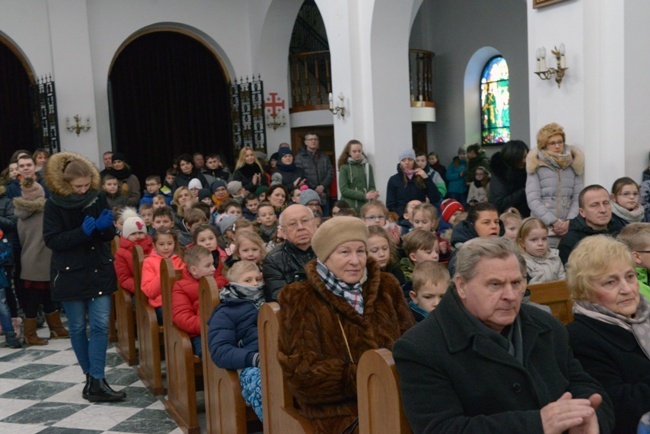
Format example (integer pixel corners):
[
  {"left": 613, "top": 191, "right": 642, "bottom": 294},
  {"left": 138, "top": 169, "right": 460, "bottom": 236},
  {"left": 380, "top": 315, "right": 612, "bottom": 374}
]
[
  {"left": 566, "top": 235, "right": 650, "bottom": 434},
  {"left": 526, "top": 122, "right": 584, "bottom": 247},
  {"left": 233, "top": 146, "right": 269, "bottom": 193},
  {"left": 337, "top": 139, "right": 378, "bottom": 214}
]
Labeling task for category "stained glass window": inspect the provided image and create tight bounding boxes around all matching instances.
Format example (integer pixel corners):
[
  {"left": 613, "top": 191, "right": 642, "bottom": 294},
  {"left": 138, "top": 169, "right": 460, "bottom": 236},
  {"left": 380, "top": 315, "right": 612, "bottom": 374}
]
[{"left": 480, "top": 56, "right": 510, "bottom": 145}]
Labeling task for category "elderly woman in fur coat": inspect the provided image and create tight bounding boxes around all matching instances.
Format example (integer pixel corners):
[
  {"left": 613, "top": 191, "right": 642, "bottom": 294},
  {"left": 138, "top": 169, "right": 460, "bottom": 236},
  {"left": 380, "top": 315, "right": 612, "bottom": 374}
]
[
  {"left": 277, "top": 216, "right": 414, "bottom": 434},
  {"left": 526, "top": 122, "right": 584, "bottom": 248}
]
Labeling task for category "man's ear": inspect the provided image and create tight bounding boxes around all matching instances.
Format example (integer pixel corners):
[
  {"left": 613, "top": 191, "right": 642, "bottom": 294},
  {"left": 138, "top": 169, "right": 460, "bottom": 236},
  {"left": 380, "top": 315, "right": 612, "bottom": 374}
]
[{"left": 454, "top": 275, "right": 467, "bottom": 300}]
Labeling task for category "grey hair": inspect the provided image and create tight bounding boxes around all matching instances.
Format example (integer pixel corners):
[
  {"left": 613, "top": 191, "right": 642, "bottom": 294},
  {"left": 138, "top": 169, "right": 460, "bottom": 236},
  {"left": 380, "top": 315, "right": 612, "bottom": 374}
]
[
  {"left": 454, "top": 237, "right": 526, "bottom": 281},
  {"left": 279, "top": 204, "right": 314, "bottom": 226}
]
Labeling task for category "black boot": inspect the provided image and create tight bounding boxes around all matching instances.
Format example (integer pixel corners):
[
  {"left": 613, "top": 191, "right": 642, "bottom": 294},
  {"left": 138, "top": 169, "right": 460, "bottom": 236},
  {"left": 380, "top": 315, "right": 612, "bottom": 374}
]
[
  {"left": 82, "top": 374, "right": 90, "bottom": 400},
  {"left": 85, "top": 376, "right": 126, "bottom": 402}
]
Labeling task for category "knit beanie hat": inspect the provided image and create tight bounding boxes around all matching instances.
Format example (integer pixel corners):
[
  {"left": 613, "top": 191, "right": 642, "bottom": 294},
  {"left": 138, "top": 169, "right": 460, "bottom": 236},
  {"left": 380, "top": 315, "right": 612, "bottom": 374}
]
[
  {"left": 278, "top": 147, "right": 293, "bottom": 159},
  {"left": 188, "top": 178, "right": 202, "bottom": 190},
  {"left": 536, "top": 122, "right": 566, "bottom": 150},
  {"left": 311, "top": 216, "right": 368, "bottom": 262},
  {"left": 20, "top": 178, "right": 44, "bottom": 201},
  {"left": 198, "top": 188, "right": 212, "bottom": 201},
  {"left": 217, "top": 214, "right": 238, "bottom": 234},
  {"left": 255, "top": 185, "right": 269, "bottom": 197},
  {"left": 398, "top": 148, "right": 416, "bottom": 162},
  {"left": 441, "top": 199, "right": 465, "bottom": 223},
  {"left": 300, "top": 189, "right": 321, "bottom": 206},
  {"left": 227, "top": 181, "right": 244, "bottom": 196},
  {"left": 211, "top": 179, "right": 227, "bottom": 192},
  {"left": 271, "top": 172, "right": 283, "bottom": 186},
  {"left": 111, "top": 152, "right": 126, "bottom": 163},
  {"left": 122, "top": 216, "right": 147, "bottom": 239}
]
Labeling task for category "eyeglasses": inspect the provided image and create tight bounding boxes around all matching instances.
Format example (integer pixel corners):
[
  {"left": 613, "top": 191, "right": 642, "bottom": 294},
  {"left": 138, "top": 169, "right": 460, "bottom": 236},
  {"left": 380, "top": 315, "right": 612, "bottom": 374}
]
[
  {"left": 364, "top": 215, "right": 386, "bottom": 221},
  {"left": 618, "top": 192, "right": 639, "bottom": 197},
  {"left": 546, "top": 140, "right": 564, "bottom": 147},
  {"left": 283, "top": 217, "right": 313, "bottom": 230}
]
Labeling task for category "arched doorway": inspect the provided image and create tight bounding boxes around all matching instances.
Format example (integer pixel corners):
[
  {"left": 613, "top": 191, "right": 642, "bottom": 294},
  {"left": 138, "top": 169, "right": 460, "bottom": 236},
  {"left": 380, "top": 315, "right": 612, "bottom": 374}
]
[
  {"left": 0, "top": 37, "right": 33, "bottom": 170},
  {"left": 108, "top": 30, "right": 232, "bottom": 184}
]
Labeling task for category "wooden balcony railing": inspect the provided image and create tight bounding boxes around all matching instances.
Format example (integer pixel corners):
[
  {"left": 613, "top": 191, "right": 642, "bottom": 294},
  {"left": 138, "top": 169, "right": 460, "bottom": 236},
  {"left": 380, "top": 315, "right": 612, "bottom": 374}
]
[{"left": 409, "top": 49, "right": 435, "bottom": 106}]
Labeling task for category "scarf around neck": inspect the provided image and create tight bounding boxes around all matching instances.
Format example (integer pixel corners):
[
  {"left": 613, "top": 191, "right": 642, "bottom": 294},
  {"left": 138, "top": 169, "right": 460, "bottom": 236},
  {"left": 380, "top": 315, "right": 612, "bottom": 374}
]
[
  {"left": 220, "top": 282, "right": 265, "bottom": 310},
  {"left": 611, "top": 200, "right": 645, "bottom": 223},
  {"left": 539, "top": 148, "right": 574, "bottom": 170},
  {"left": 49, "top": 189, "right": 100, "bottom": 210},
  {"left": 574, "top": 297, "right": 650, "bottom": 359},
  {"left": 316, "top": 259, "right": 366, "bottom": 315},
  {"left": 107, "top": 166, "right": 133, "bottom": 181}
]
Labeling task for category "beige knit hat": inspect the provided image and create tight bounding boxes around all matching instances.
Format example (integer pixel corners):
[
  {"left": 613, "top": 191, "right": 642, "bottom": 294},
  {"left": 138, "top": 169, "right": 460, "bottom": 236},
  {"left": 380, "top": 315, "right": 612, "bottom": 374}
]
[
  {"left": 536, "top": 122, "right": 566, "bottom": 150},
  {"left": 20, "top": 178, "right": 45, "bottom": 201},
  {"left": 311, "top": 216, "right": 368, "bottom": 262}
]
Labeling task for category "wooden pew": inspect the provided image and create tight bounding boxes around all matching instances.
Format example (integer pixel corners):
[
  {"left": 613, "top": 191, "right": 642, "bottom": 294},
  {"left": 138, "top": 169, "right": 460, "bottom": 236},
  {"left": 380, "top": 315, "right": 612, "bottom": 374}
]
[
  {"left": 357, "top": 349, "right": 412, "bottom": 434},
  {"left": 133, "top": 245, "right": 165, "bottom": 396},
  {"left": 199, "top": 276, "right": 261, "bottom": 434},
  {"left": 108, "top": 237, "right": 119, "bottom": 343},
  {"left": 114, "top": 279, "right": 138, "bottom": 366},
  {"left": 160, "top": 258, "right": 202, "bottom": 434},
  {"left": 259, "top": 302, "right": 314, "bottom": 434},
  {"left": 528, "top": 280, "right": 574, "bottom": 324}
]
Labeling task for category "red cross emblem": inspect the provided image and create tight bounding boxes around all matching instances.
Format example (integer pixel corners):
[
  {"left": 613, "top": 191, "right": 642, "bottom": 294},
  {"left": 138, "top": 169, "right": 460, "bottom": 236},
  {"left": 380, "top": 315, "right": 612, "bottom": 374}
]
[{"left": 265, "top": 93, "right": 285, "bottom": 116}]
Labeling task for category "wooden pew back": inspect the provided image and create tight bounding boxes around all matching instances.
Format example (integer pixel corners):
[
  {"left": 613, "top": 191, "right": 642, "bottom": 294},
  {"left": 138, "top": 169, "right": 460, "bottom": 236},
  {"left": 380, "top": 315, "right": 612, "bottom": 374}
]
[
  {"left": 357, "top": 349, "right": 412, "bottom": 434},
  {"left": 528, "top": 279, "right": 574, "bottom": 324},
  {"left": 259, "top": 302, "right": 314, "bottom": 434},
  {"left": 160, "top": 258, "right": 202, "bottom": 434},
  {"left": 133, "top": 245, "right": 164, "bottom": 396},
  {"left": 113, "top": 237, "right": 137, "bottom": 366}
]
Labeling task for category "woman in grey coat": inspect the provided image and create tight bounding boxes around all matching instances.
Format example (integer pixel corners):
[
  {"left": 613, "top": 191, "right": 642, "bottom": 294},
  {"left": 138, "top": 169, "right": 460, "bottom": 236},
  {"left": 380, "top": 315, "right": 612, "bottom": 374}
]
[{"left": 526, "top": 122, "right": 584, "bottom": 248}]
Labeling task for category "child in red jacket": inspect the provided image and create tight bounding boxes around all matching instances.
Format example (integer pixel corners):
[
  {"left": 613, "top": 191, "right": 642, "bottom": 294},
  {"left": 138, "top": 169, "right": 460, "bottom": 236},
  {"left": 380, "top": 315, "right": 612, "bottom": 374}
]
[
  {"left": 171, "top": 245, "right": 215, "bottom": 358},
  {"left": 113, "top": 214, "right": 153, "bottom": 294},
  {"left": 192, "top": 224, "right": 228, "bottom": 288}
]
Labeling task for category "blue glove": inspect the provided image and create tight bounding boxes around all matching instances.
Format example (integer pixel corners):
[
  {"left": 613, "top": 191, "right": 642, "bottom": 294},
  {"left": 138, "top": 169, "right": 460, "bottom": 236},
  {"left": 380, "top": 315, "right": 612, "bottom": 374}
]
[
  {"left": 95, "top": 209, "right": 114, "bottom": 231},
  {"left": 82, "top": 215, "right": 96, "bottom": 236}
]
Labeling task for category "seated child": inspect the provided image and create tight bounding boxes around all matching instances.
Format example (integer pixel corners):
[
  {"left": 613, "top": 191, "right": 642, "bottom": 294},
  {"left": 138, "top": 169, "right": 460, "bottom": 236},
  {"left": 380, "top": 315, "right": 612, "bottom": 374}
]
[
  {"left": 361, "top": 199, "right": 401, "bottom": 245},
  {"left": 618, "top": 222, "right": 650, "bottom": 300},
  {"left": 411, "top": 203, "right": 451, "bottom": 262},
  {"left": 217, "top": 214, "right": 238, "bottom": 256},
  {"left": 515, "top": 217, "right": 566, "bottom": 284},
  {"left": 398, "top": 199, "right": 422, "bottom": 235},
  {"left": 207, "top": 260, "right": 265, "bottom": 421},
  {"left": 500, "top": 207, "right": 522, "bottom": 242},
  {"left": 161, "top": 168, "right": 177, "bottom": 196},
  {"left": 221, "top": 199, "right": 243, "bottom": 219},
  {"left": 188, "top": 178, "right": 202, "bottom": 201},
  {"left": 112, "top": 205, "right": 129, "bottom": 236},
  {"left": 171, "top": 246, "right": 215, "bottom": 359},
  {"left": 211, "top": 180, "right": 231, "bottom": 213},
  {"left": 178, "top": 208, "right": 208, "bottom": 247},
  {"left": 192, "top": 224, "right": 228, "bottom": 288},
  {"left": 227, "top": 181, "right": 247, "bottom": 203},
  {"left": 225, "top": 231, "right": 266, "bottom": 270},
  {"left": 103, "top": 174, "right": 129, "bottom": 209},
  {"left": 139, "top": 203, "right": 154, "bottom": 234},
  {"left": 256, "top": 201, "right": 279, "bottom": 248},
  {"left": 152, "top": 194, "right": 168, "bottom": 210},
  {"left": 400, "top": 229, "right": 439, "bottom": 298},
  {"left": 151, "top": 206, "right": 174, "bottom": 234},
  {"left": 439, "top": 198, "right": 465, "bottom": 241},
  {"left": 141, "top": 228, "right": 185, "bottom": 324},
  {"left": 408, "top": 261, "right": 450, "bottom": 322},
  {"left": 367, "top": 225, "right": 405, "bottom": 285},
  {"left": 114, "top": 212, "right": 153, "bottom": 294},
  {"left": 467, "top": 166, "right": 490, "bottom": 205},
  {"left": 610, "top": 177, "right": 645, "bottom": 227},
  {"left": 300, "top": 189, "right": 322, "bottom": 218},
  {"left": 140, "top": 175, "right": 171, "bottom": 207},
  {"left": 243, "top": 193, "right": 260, "bottom": 221}
]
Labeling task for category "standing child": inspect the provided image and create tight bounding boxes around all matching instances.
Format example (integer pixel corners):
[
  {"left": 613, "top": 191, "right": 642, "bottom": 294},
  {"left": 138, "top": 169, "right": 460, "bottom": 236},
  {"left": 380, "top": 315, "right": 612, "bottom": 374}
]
[
  {"left": 141, "top": 228, "right": 185, "bottom": 324},
  {"left": 610, "top": 177, "right": 645, "bottom": 228},
  {"left": 207, "top": 260, "right": 265, "bottom": 421},
  {"left": 114, "top": 213, "right": 153, "bottom": 294},
  {"left": 467, "top": 166, "right": 490, "bottom": 205},
  {"left": 500, "top": 207, "right": 523, "bottom": 242},
  {"left": 408, "top": 261, "right": 450, "bottom": 322},
  {"left": 516, "top": 217, "right": 566, "bottom": 284},
  {"left": 172, "top": 246, "right": 215, "bottom": 359},
  {"left": 192, "top": 224, "right": 228, "bottom": 288},
  {"left": 617, "top": 223, "right": 650, "bottom": 301}
]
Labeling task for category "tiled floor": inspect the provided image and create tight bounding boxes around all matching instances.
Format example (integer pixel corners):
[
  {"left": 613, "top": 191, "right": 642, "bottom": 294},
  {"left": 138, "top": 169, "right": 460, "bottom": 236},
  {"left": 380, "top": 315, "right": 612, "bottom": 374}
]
[{"left": 0, "top": 317, "right": 191, "bottom": 434}]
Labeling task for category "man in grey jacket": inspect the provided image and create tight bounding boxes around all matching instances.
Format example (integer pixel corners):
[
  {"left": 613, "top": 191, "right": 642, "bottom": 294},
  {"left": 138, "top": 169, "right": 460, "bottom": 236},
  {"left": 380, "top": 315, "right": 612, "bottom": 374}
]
[{"left": 294, "top": 132, "right": 334, "bottom": 214}]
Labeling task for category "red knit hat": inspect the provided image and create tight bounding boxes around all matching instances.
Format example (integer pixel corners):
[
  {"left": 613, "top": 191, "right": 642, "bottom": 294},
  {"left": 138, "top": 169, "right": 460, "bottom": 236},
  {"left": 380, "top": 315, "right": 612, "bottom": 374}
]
[{"left": 441, "top": 199, "right": 465, "bottom": 223}]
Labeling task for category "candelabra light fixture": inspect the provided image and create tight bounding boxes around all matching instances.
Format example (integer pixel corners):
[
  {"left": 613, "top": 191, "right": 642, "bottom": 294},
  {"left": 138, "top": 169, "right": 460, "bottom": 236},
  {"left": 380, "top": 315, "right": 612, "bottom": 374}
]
[
  {"left": 534, "top": 44, "right": 568, "bottom": 88},
  {"left": 328, "top": 92, "right": 346, "bottom": 118},
  {"left": 66, "top": 115, "right": 91, "bottom": 136},
  {"left": 266, "top": 111, "right": 286, "bottom": 131}
]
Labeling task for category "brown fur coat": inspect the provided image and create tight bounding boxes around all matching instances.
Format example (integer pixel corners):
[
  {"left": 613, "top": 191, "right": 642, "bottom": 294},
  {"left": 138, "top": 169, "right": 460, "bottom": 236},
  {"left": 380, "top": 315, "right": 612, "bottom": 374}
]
[{"left": 277, "top": 257, "right": 414, "bottom": 433}]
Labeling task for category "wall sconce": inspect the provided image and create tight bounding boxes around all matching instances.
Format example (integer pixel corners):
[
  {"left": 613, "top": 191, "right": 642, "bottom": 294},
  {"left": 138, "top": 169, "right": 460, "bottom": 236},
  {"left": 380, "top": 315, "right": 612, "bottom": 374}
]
[
  {"left": 66, "top": 115, "right": 91, "bottom": 136},
  {"left": 328, "top": 92, "right": 346, "bottom": 118},
  {"left": 534, "top": 44, "right": 568, "bottom": 88},
  {"left": 266, "top": 111, "right": 286, "bottom": 131}
]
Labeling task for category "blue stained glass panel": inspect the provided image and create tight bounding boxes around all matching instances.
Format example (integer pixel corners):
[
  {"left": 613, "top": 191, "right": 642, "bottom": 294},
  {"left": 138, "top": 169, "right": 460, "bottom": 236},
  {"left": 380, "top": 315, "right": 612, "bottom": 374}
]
[{"left": 480, "top": 56, "right": 510, "bottom": 145}]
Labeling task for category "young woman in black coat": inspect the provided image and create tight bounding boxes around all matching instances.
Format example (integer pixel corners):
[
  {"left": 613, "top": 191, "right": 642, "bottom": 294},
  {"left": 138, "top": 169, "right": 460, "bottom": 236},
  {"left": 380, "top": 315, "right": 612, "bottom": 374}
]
[
  {"left": 43, "top": 152, "right": 125, "bottom": 402},
  {"left": 489, "top": 140, "right": 530, "bottom": 217}
]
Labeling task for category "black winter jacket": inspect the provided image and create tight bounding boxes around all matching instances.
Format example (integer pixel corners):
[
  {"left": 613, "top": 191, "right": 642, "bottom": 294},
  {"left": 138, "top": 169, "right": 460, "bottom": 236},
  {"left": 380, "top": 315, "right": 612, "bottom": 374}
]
[
  {"left": 293, "top": 145, "right": 334, "bottom": 190},
  {"left": 262, "top": 241, "right": 316, "bottom": 301},
  {"left": 489, "top": 151, "right": 530, "bottom": 217},
  {"left": 557, "top": 215, "right": 622, "bottom": 264}
]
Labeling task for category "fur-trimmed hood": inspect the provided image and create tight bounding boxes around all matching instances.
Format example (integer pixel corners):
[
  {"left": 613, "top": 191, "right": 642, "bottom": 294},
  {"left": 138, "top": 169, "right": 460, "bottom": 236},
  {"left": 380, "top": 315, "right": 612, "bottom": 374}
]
[
  {"left": 526, "top": 144, "right": 584, "bottom": 175},
  {"left": 44, "top": 152, "right": 101, "bottom": 197},
  {"left": 13, "top": 196, "right": 46, "bottom": 220}
]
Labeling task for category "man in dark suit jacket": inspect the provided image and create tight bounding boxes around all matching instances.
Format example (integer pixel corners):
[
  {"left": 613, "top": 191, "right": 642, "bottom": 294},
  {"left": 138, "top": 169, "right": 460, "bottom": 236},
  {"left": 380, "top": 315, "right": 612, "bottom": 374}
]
[{"left": 393, "top": 237, "right": 614, "bottom": 433}]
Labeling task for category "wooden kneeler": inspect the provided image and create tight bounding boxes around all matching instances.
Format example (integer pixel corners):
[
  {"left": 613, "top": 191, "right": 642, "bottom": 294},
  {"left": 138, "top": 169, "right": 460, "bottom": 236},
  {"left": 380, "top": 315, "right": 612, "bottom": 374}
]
[
  {"left": 259, "top": 302, "right": 314, "bottom": 434},
  {"left": 199, "top": 276, "right": 261, "bottom": 434},
  {"left": 357, "top": 349, "right": 412, "bottom": 434},
  {"left": 133, "top": 245, "right": 165, "bottom": 396},
  {"left": 160, "top": 259, "right": 203, "bottom": 434}
]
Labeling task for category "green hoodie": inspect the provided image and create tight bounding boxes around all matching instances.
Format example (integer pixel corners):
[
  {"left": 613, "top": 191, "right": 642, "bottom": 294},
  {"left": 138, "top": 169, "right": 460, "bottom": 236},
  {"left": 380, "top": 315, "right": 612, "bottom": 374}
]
[{"left": 636, "top": 267, "right": 650, "bottom": 301}]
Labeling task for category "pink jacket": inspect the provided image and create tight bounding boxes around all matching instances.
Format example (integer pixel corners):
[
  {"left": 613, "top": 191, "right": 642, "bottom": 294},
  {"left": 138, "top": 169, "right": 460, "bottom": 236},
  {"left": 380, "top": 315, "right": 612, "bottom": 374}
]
[{"left": 141, "top": 250, "right": 185, "bottom": 308}]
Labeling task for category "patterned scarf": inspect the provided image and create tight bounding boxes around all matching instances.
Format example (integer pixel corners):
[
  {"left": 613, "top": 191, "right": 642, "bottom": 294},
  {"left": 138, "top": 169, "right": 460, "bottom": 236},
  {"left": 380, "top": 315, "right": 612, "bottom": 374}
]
[
  {"left": 539, "top": 148, "right": 574, "bottom": 170},
  {"left": 574, "top": 297, "right": 650, "bottom": 359},
  {"left": 220, "top": 282, "right": 265, "bottom": 310},
  {"left": 611, "top": 200, "right": 645, "bottom": 223},
  {"left": 316, "top": 260, "right": 365, "bottom": 315}
]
